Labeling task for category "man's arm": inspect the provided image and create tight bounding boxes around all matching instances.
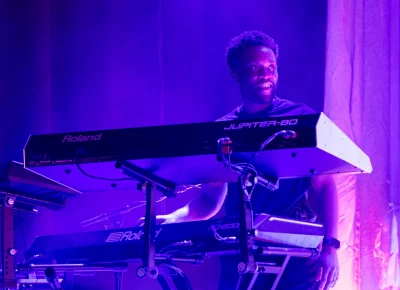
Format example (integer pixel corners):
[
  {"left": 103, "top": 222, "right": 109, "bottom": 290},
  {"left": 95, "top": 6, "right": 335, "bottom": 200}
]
[
  {"left": 311, "top": 175, "right": 338, "bottom": 239},
  {"left": 161, "top": 182, "right": 228, "bottom": 224},
  {"left": 309, "top": 174, "right": 340, "bottom": 290}
]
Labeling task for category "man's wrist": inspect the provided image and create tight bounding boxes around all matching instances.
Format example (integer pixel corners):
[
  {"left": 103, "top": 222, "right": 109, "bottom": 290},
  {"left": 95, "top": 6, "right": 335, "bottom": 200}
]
[{"left": 322, "top": 237, "right": 340, "bottom": 250}]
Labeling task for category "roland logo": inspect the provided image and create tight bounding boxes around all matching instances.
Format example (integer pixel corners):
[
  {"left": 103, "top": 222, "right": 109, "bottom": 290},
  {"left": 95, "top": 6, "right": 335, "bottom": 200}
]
[
  {"left": 62, "top": 133, "right": 102, "bottom": 143},
  {"left": 224, "top": 119, "right": 298, "bottom": 130},
  {"left": 105, "top": 229, "right": 163, "bottom": 243}
]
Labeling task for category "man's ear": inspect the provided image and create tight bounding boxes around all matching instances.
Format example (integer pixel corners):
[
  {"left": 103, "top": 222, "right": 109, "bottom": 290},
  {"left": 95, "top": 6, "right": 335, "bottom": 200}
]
[{"left": 231, "top": 70, "right": 240, "bottom": 82}]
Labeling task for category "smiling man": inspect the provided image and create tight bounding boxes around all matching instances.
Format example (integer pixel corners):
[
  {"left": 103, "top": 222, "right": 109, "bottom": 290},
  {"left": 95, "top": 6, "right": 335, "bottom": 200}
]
[
  {"left": 228, "top": 35, "right": 279, "bottom": 113},
  {"left": 160, "top": 31, "right": 340, "bottom": 290}
]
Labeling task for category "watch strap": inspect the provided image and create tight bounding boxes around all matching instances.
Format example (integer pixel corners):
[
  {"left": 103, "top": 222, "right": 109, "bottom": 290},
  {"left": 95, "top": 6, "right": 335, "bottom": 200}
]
[{"left": 323, "top": 237, "right": 340, "bottom": 249}]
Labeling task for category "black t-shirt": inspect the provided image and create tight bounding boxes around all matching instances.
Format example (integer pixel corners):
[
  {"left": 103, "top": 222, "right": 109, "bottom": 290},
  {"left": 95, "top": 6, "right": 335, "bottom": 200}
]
[{"left": 217, "top": 96, "right": 316, "bottom": 218}]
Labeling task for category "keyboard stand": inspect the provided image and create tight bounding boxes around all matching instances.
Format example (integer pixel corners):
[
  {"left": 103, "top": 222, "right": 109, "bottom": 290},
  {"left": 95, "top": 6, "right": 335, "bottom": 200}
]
[
  {"left": 234, "top": 167, "right": 317, "bottom": 290},
  {"left": 234, "top": 246, "right": 320, "bottom": 290},
  {"left": 215, "top": 134, "right": 310, "bottom": 290},
  {"left": 116, "top": 160, "right": 177, "bottom": 281},
  {"left": 216, "top": 136, "right": 281, "bottom": 288},
  {"left": 0, "top": 160, "right": 80, "bottom": 290},
  {"left": 237, "top": 170, "right": 258, "bottom": 275},
  {"left": 235, "top": 257, "right": 290, "bottom": 290},
  {"left": 1, "top": 194, "right": 17, "bottom": 289}
]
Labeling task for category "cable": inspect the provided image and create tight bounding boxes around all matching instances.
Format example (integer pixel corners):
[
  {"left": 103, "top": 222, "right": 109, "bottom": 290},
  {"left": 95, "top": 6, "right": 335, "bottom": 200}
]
[
  {"left": 114, "top": 272, "right": 123, "bottom": 290},
  {"left": 156, "top": 262, "right": 193, "bottom": 290},
  {"left": 176, "top": 184, "right": 202, "bottom": 194},
  {"left": 159, "top": 240, "right": 193, "bottom": 254},
  {"left": 217, "top": 138, "right": 259, "bottom": 191},
  {"left": 216, "top": 131, "right": 295, "bottom": 214},
  {"left": 243, "top": 130, "right": 294, "bottom": 174},
  {"left": 76, "top": 150, "right": 203, "bottom": 197},
  {"left": 75, "top": 149, "right": 132, "bottom": 181},
  {"left": 210, "top": 226, "right": 237, "bottom": 243},
  {"left": 81, "top": 196, "right": 168, "bottom": 228},
  {"left": 217, "top": 130, "right": 295, "bottom": 189}
]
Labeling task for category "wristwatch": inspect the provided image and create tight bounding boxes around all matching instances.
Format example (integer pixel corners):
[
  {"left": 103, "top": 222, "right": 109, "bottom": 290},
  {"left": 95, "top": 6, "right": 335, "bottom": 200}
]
[{"left": 323, "top": 237, "right": 341, "bottom": 249}]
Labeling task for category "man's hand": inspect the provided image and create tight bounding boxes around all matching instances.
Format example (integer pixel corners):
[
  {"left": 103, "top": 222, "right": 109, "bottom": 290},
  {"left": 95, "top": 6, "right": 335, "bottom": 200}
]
[
  {"left": 316, "top": 245, "right": 339, "bottom": 289},
  {"left": 136, "top": 182, "right": 228, "bottom": 226},
  {"left": 135, "top": 214, "right": 170, "bottom": 227},
  {"left": 309, "top": 175, "right": 340, "bottom": 289}
]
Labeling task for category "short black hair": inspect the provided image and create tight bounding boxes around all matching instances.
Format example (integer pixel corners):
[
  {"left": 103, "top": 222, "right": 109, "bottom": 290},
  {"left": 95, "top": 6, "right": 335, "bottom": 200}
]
[{"left": 225, "top": 30, "right": 279, "bottom": 71}]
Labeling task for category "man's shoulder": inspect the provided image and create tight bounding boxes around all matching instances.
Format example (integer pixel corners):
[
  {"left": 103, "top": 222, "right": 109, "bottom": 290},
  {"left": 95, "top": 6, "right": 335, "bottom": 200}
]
[
  {"left": 271, "top": 96, "right": 316, "bottom": 115},
  {"left": 215, "top": 106, "right": 241, "bottom": 122},
  {"left": 216, "top": 97, "right": 316, "bottom": 121}
]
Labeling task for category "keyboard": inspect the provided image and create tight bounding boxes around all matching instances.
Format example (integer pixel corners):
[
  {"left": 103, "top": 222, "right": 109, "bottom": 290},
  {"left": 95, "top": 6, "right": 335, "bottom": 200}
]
[
  {"left": 22, "top": 113, "right": 372, "bottom": 192},
  {"left": 24, "top": 214, "right": 324, "bottom": 264}
]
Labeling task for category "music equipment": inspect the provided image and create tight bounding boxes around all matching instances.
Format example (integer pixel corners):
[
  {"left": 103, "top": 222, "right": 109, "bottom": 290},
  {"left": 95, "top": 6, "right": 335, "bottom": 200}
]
[
  {"left": 0, "top": 160, "right": 80, "bottom": 210},
  {"left": 0, "top": 160, "right": 80, "bottom": 289},
  {"left": 23, "top": 113, "right": 372, "bottom": 193},
  {"left": 23, "top": 214, "right": 323, "bottom": 265},
  {"left": 17, "top": 214, "right": 323, "bottom": 290},
  {"left": 18, "top": 113, "right": 373, "bottom": 290}
]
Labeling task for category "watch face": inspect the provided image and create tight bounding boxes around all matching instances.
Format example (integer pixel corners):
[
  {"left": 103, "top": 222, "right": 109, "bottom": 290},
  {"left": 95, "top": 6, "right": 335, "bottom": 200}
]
[{"left": 324, "top": 238, "right": 340, "bottom": 249}]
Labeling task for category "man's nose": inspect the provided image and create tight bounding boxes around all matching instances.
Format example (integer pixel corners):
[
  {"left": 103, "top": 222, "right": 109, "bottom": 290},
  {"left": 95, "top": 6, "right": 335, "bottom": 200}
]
[{"left": 258, "top": 66, "right": 273, "bottom": 78}]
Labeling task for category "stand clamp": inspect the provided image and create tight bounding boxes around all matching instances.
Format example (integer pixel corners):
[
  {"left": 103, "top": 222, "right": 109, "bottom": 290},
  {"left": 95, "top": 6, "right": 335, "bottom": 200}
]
[{"left": 1, "top": 194, "right": 18, "bottom": 290}]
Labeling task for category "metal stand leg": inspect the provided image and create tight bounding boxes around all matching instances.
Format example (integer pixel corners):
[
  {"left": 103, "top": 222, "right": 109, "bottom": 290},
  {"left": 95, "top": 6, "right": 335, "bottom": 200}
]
[
  {"left": 116, "top": 160, "right": 195, "bottom": 289},
  {"left": 237, "top": 172, "right": 257, "bottom": 275},
  {"left": 235, "top": 259, "right": 290, "bottom": 290},
  {"left": 270, "top": 255, "right": 290, "bottom": 290},
  {"left": 136, "top": 181, "right": 158, "bottom": 279},
  {"left": 235, "top": 171, "right": 293, "bottom": 290},
  {"left": 1, "top": 195, "right": 17, "bottom": 289},
  {"left": 235, "top": 171, "right": 259, "bottom": 290},
  {"left": 116, "top": 160, "right": 178, "bottom": 281}
]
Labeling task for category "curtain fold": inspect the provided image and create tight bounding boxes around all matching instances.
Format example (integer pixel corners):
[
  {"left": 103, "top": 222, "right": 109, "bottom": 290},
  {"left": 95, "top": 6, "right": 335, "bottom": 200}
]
[{"left": 325, "top": 0, "right": 400, "bottom": 289}]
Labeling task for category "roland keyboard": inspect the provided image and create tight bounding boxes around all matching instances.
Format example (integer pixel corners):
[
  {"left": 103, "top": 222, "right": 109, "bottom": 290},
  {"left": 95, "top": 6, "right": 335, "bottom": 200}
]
[
  {"left": 23, "top": 113, "right": 372, "bottom": 192},
  {"left": 24, "top": 214, "right": 324, "bottom": 264}
]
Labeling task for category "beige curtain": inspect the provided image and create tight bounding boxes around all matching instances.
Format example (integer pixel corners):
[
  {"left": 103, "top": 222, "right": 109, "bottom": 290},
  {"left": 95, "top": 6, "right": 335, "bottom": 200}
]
[{"left": 325, "top": 0, "right": 400, "bottom": 289}]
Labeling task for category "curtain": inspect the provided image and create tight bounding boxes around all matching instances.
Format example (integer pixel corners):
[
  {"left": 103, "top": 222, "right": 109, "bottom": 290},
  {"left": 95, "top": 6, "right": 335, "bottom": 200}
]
[{"left": 325, "top": 0, "right": 400, "bottom": 289}]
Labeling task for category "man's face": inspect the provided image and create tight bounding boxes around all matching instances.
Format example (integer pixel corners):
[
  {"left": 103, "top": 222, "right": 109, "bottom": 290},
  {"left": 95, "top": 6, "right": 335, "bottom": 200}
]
[{"left": 234, "top": 46, "right": 278, "bottom": 105}]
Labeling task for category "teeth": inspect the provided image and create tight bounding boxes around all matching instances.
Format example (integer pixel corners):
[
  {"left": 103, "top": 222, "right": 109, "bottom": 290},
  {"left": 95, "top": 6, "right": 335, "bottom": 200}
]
[{"left": 259, "top": 82, "right": 273, "bottom": 88}]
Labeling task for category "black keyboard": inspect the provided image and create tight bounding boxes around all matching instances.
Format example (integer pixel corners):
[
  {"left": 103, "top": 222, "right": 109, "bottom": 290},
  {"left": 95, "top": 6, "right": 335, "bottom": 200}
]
[
  {"left": 22, "top": 113, "right": 372, "bottom": 192},
  {"left": 24, "top": 214, "right": 324, "bottom": 264}
]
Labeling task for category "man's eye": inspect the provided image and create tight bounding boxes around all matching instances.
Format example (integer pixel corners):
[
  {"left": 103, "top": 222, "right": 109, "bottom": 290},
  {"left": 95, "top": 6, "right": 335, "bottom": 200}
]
[{"left": 269, "top": 65, "right": 276, "bottom": 72}]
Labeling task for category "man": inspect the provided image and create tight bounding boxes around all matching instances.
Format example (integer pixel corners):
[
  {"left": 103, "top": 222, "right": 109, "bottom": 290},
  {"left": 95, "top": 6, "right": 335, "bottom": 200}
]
[{"left": 158, "top": 31, "right": 339, "bottom": 289}]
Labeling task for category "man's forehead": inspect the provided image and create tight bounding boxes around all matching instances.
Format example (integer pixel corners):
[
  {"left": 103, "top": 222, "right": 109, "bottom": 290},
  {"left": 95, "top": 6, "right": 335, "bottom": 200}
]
[{"left": 242, "top": 46, "right": 276, "bottom": 62}]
